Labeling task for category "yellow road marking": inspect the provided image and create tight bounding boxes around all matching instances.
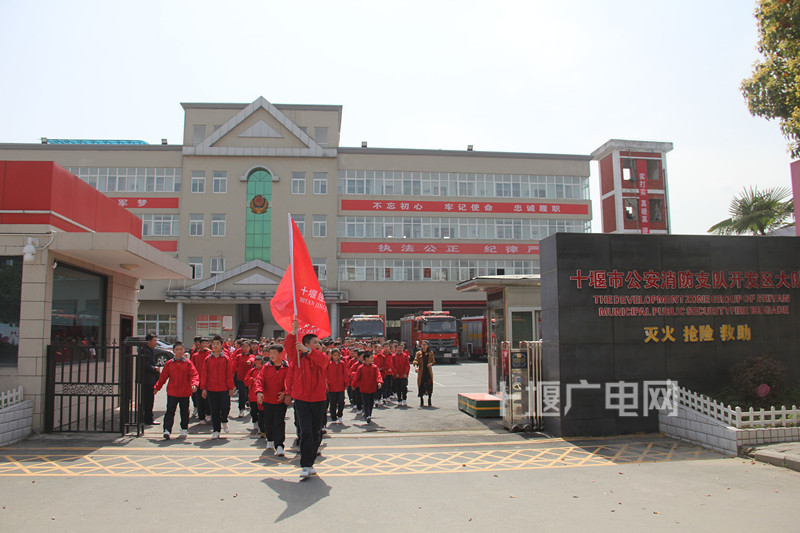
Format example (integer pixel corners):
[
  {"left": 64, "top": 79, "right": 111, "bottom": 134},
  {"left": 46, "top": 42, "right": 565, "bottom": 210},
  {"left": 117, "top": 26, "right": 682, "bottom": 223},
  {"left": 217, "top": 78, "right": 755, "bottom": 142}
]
[{"left": 0, "top": 440, "right": 718, "bottom": 478}]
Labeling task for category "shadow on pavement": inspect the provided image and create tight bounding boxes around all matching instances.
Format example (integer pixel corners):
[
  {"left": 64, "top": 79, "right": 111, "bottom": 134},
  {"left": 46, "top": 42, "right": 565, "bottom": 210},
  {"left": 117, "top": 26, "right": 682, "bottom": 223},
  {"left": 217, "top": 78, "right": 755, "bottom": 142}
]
[{"left": 262, "top": 476, "right": 331, "bottom": 522}]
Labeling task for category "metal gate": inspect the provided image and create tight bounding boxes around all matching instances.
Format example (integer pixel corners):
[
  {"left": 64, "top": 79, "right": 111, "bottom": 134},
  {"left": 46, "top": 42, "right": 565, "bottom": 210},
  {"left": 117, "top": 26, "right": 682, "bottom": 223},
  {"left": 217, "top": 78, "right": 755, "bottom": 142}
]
[{"left": 45, "top": 340, "right": 142, "bottom": 434}]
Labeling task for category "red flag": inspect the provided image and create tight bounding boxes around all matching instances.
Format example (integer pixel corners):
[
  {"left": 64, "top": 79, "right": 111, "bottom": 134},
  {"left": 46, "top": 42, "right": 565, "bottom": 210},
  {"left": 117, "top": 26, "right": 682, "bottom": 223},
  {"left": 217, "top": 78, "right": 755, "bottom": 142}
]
[{"left": 270, "top": 216, "right": 331, "bottom": 338}]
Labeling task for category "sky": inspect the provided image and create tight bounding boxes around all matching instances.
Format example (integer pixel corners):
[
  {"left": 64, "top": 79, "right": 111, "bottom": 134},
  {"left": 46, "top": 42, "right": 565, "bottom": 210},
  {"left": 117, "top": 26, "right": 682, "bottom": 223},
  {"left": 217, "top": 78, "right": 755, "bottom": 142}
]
[{"left": 0, "top": 0, "right": 795, "bottom": 235}]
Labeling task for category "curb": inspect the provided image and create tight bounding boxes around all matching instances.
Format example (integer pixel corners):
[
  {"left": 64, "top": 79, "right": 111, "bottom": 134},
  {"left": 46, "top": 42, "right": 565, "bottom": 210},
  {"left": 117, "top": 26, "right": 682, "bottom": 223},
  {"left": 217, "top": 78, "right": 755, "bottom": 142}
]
[{"left": 753, "top": 449, "right": 800, "bottom": 473}]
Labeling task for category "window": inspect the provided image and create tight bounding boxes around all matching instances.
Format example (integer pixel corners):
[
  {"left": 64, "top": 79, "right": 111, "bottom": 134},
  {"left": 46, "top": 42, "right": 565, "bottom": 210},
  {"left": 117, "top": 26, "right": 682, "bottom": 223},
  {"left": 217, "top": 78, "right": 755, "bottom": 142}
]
[
  {"left": 210, "top": 257, "right": 225, "bottom": 276},
  {"left": 137, "top": 314, "right": 177, "bottom": 338},
  {"left": 67, "top": 167, "right": 181, "bottom": 193},
  {"left": 312, "top": 258, "right": 327, "bottom": 281},
  {"left": 291, "top": 172, "right": 306, "bottom": 194},
  {"left": 624, "top": 198, "right": 638, "bottom": 220},
  {"left": 211, "top": 214, "right": 226, "bottom": 236},
  {"left": 189, "top": 214, "right": 204, "bottom": 236},
  {"left": 314, "top": 127, "right": 328, "bottom": 147},
  {"left": 188, "top": 257, "right": 203, "bottom": 279},
  {"left": 336, "top": 170, "right": 590, "bottom": 200},
  {"left": 191, "top": 171, "right": 205, "bottom": 193},
  {"left": 0, "top": 257, "right": 22, "bottom": 366},
  {"left": 313, "top": 215, "right": 327, "bottom": 238},
  {"left": 212, "top": 171, "right": 227, "bottom": 193},
  {"left": 292, "top": 214, "right": 305, "bottom": 236},
  {"left": 193, "top": 125, "right": 206, "bottom": 146},
  {"left": 650, "top": 199, "right": 664, "bottom": 222},
  {"left": 313, "top": 172, "right": 328, "bottom": 195},
  {"left": 140, "top": 214, "right": 179, "bottom": 236}
]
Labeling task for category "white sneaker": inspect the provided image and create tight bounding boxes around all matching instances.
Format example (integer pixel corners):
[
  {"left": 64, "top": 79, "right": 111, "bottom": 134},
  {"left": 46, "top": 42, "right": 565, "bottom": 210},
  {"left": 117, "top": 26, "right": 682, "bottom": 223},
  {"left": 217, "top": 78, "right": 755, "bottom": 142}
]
[
  {"left": 337, "top": 417, "right": 343, "bottom": 424},
  {"left": 300, "top": 467, "right": 311, "bottom": 479},
  {"left": 308, "top": 466, "right": 317, "bottom": 476},
  {"left": 238, "top": 409, "right": 246, "bottom": 418},
  {"left": 163, "top": 430, "right": 170, "bottom": 440},
  {"left": 222, "top": 423, "right": 229, "bottom": 433},
  {"left": 212, "top": 431, "right": 220, "bottom": 439},
  {"left": 180, "top": 429, "right": 188, "bottom": 438},
  {"left": 204, "top": 416, "right": 211, "bottom": 423},
  {"left": 275, "top": 446, "right": 285, "bottom": 456},
  {"left": 266, "top": 441, "right": 274, "bottom": 450}
]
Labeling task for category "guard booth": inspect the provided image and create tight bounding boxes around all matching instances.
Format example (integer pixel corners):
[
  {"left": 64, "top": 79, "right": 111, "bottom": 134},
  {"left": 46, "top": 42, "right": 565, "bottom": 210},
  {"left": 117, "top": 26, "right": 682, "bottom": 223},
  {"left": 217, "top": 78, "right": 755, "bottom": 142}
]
[{"left": 498, "top": 340, "right": 542, "bottom": 432}]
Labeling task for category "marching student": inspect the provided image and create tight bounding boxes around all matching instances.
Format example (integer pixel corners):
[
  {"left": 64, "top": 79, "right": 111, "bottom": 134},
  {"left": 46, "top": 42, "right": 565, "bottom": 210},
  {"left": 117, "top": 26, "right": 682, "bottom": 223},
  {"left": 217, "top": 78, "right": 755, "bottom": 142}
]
[
  {"left": 244, "top": 354, "right": 265, "bottom": 434},
  {"left": 190, "top": 337, "right": 211, "bottom": 421},
  {"left": 284, "top": 320, "right": 329, "bottom": 479},
  {"left": 153, "top": 341, "right": 199, "bottom": 439},
  {"left": 378, "top": 343, "right": 394, "bottom": 404},
  {"left": 200, "top": 335, "right": 235, "bottom": 439},
  {"left": 232, "top": 339, "right": 254, "bottom": 418},
  {"left": 254, "top": 344, "right": 290, "bottom": 456},
  {"left": 326, "top": 348, "right": 347, "bottom": 425},
  {"left": 393, "top": 344, "right": 411, "bottom": 406},
  {"left": 352, "top": 352, "right": 382, "bottom": 424}
]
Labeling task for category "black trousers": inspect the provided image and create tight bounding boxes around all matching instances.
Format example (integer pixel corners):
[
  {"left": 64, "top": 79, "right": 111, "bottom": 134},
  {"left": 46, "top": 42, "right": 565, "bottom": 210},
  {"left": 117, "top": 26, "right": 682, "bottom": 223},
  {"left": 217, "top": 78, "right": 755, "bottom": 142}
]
[
  {"left": 353, "top": 387, "right": 363, "bottom": 410},
  {"left": 293, "top": 399, "right": 325, "bottom": 468},
  {"left": 206, "top": 390, "right": 230, "bottom": 433},
  {"left": 193, "top": 390, "right": 208, "bottom": 419},
  {"left": 163, "top": 395, "right": 190, "bottom": 433},
  {"left": 395, "top": 377, "right": 408, "bottom": 401},
  {"left": 250, "top": 400, "right": 263, "bottom": 429},
  {"left": 382, "top": 376, "right": 394, "bottom": 399},
  {"left": 361, "top": 392, "right": 375, "bottom": 419},
  {"left": 263, "top": 402, "right": 287, "bottom": 448},
  {"left": 327, "top": 391, "right": 345, "bottom": 421},
  {"left": 234, "top": 378, "right": 248, "bottom": 411},
  {"left": 143, "top": 383, "right": 156, "bottom": 424}
]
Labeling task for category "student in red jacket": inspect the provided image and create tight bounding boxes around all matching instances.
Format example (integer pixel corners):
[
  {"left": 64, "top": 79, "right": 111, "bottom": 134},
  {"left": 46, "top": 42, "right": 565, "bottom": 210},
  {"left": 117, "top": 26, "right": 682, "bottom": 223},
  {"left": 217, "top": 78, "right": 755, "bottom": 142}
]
[
  {"left": 285, "top": 320, "right": 329, "bottom": 479},
  {"left": 326, "top": 348, "right": 347, "bottom": 425},
  {"left": 190, "top": 338, "right": 211, "bottom": 422},
  {"left": 153, "top": 341, "right": 199, "bottom": 439},
  {"left": 255, "top": 344, "right": 290, "bottom": 456},
  {"left": 232, "top": 339, "right": 254, "bottom": 419},
  {"left": 352, "top": 352, "right": 383, "bottom": 424},
  {"left": 378, "top": 343, "right": 394, "bottom": 404},
  {"left": 244, "top": 354, "right": 265, "bottom": 434},
  {"left": 393, "top": 345, "right": 411, "bottom": 406},
  {"left": 201, "top": 335, "right": 235, "bottom": 439}
]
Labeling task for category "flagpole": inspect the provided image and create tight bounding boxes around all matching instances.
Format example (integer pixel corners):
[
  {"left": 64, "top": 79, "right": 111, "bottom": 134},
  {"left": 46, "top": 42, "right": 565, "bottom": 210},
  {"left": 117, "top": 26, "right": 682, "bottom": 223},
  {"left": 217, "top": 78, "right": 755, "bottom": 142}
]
[{"left": 288, "top": 213, "right": 300, "bottom": 366}]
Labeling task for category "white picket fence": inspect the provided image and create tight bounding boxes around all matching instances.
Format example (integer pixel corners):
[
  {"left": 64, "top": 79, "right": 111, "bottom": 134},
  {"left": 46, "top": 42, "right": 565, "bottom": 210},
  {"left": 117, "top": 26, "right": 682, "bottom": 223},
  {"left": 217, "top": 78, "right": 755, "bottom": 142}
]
[
  {"left": 0, "top": 386, "right": 24, "bottom": 410},
  {"left": 677, "top": 386, "right": 800, "bottom": 429}
]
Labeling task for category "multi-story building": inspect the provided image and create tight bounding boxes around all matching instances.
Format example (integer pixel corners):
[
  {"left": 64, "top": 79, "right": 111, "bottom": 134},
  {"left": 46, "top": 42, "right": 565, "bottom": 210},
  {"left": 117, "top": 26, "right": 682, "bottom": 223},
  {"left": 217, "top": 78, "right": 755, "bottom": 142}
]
[{"left": 0, "top": 96, "right": 594, "bottom": 340}]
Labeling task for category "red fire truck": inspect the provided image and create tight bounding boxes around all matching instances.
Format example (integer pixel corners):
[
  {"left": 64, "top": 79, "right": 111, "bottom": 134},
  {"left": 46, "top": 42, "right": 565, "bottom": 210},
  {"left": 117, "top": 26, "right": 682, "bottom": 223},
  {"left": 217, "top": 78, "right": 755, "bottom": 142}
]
[
  {"left": 400, "top": 311, "right": 460, "bottom": 363},
  {"left": 343, "top": 314, "right": 386, "bottom": 340},
  {"left": 459, "top": 315, "right": 488, "bottom": 359}
]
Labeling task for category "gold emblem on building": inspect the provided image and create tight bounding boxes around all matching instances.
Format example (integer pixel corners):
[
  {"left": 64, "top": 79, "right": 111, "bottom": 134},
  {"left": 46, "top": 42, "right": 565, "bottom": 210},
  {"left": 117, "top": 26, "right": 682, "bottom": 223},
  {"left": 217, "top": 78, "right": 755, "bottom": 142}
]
[{"left": 250, "top": 195, "right": 269, "bottom": 214}]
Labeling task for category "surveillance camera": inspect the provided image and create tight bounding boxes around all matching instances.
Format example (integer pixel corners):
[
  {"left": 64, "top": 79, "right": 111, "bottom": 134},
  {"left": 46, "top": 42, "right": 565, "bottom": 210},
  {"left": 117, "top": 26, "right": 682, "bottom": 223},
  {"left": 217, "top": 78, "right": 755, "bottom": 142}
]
[{"left": 138, "top": 284, "right": 145, "bottom": 291}]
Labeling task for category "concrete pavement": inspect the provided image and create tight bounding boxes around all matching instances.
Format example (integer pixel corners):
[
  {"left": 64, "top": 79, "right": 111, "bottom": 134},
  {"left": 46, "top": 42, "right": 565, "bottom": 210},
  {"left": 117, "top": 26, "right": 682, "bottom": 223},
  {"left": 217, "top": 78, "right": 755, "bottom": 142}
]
[{"left": 1, "top": 361, "right": 799, "bottom": 531}]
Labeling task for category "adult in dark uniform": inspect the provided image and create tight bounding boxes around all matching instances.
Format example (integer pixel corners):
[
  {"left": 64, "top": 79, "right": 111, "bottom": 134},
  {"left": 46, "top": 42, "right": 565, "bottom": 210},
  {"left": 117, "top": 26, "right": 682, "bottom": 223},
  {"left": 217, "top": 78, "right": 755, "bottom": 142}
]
[{"left": 141, "top": 333, "right": 161, "bottom": 425}]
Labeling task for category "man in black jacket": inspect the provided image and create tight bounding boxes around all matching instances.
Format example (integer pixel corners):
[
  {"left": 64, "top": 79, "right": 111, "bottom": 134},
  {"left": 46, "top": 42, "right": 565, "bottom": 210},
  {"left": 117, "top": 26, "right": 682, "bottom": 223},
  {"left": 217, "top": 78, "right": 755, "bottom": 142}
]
[{"left": 141, "top": 333, "right": 161, "bottom": 425}]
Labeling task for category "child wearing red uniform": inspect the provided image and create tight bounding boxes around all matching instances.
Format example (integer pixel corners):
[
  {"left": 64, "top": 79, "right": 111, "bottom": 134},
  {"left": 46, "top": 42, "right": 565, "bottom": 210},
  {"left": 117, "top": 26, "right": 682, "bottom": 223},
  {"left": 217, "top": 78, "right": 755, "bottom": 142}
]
[
  {"left": 244, "top": 355, "right": 265, "bottom": 434},
  {"left": 153, "top": 342, "right": 199, "bottom": 439},
  {"left": 393, "top": 346, "right": 411, "bottom": 406},
  {"left": 326, "top": 348, "right": 347, "bottom": 425},
  {"left": 201, "top": 335, "right": 235, "bottom": 439},
  {"left": 352, "top": 352, "right": 382, "bottom": 423},
  {"left": 190, "top": 338, "right": 211, "bottom": 421},
  {"left": 255, "top": 344, "right": 290, "bottom": 456}
]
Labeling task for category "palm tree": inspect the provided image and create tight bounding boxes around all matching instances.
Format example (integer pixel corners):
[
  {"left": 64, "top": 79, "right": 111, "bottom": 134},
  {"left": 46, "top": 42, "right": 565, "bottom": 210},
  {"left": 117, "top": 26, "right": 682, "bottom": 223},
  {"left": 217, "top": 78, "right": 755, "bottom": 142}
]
[{"left": 708, "top": 186, "right": 795, "bottom": 235}]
